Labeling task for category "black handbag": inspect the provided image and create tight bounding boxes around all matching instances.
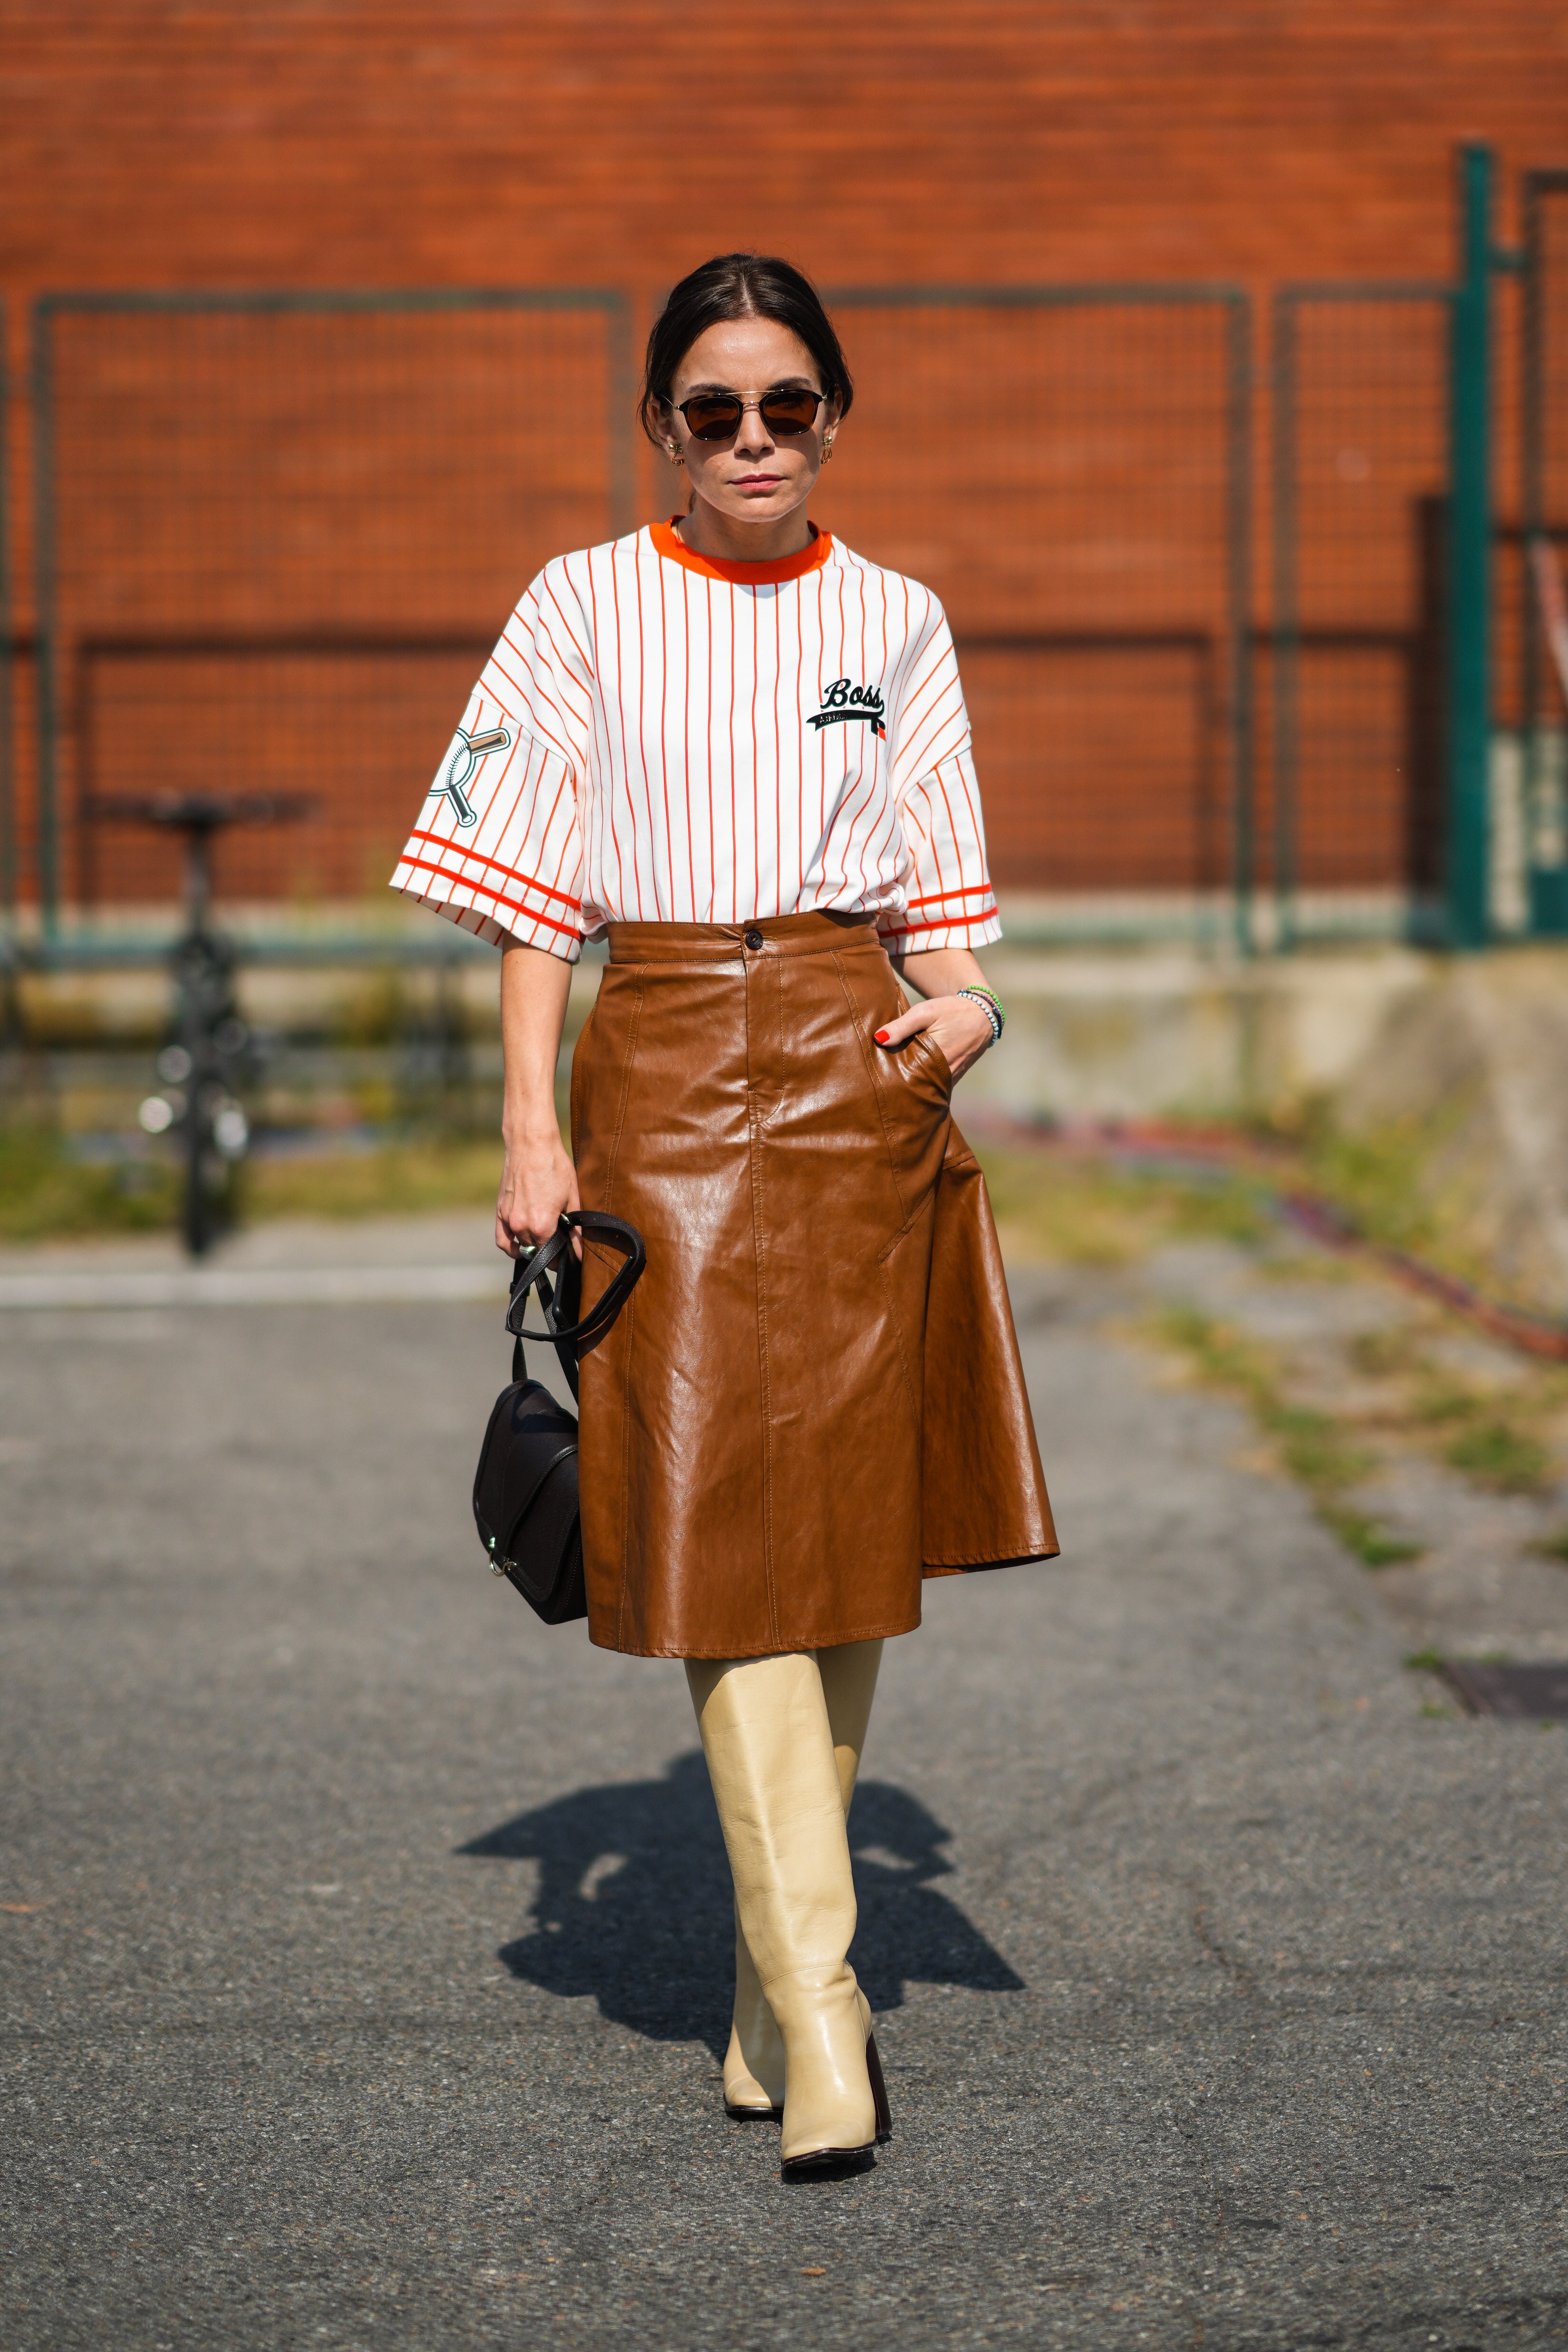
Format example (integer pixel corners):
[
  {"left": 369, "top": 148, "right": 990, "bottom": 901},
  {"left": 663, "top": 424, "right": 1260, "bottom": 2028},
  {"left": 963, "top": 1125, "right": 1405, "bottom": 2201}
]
[{"left": 471, "top": 1210, "right": 645, "bottom": 1624}]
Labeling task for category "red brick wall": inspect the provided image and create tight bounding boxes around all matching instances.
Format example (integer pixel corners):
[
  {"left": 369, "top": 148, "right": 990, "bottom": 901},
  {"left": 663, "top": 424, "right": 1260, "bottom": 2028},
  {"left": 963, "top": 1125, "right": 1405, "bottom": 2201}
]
[
  {"left": 6, "top": 3, "right": 1563, "bottom": 299},
  {"left": 3, "top": 4, "right": 1566, "bottom": 911}
]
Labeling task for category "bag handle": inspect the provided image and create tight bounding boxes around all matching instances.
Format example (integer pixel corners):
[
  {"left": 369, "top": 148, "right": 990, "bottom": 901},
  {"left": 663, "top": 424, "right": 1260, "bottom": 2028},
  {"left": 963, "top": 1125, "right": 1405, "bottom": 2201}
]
[{"left": 504, "top": 1211, "right": 646, "bottom": 1402}]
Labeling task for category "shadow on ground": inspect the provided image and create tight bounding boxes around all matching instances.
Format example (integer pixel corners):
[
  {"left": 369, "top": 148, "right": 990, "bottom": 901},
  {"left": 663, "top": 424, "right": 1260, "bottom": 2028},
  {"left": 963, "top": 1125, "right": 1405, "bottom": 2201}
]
[{"left": 461, "top": 1749, "right": 1023, "bottom": 2054}]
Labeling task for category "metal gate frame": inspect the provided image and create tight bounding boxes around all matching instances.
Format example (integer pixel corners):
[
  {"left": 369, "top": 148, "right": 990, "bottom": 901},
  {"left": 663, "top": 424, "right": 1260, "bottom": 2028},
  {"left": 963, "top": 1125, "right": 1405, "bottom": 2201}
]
[
  {"left": 1520, "top": 167, "right": 1568, "bottom": 935},
  {"left": 29, "top": 286, "right": 635, "bottom": 944},
  {"left": 12, "top": 229, "right": 1561, "bottom": 965},
  {"left": 1270, "top": 278, "right": 1452, "bottom": 948},
  {"left": 1272, "top": 149, "right": 1568, "bottom": 954},
  {"left": 0, "top": 297, "right": 11, "bottom": 928},
  {"left": 822, "top": 283, "right": 1255, "bottom": 952}
]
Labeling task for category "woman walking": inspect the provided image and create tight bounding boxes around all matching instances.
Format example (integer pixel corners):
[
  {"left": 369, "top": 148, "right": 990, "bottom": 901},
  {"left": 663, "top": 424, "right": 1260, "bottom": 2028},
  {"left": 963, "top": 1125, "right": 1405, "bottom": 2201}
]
[{"left": 393, "top": 254, "right": 1056, "bottom": 2174}]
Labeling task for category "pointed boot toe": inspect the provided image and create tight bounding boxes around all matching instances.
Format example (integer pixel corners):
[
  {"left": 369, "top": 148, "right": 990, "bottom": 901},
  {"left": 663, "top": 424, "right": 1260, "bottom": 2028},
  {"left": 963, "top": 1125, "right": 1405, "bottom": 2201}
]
[{"left": 773, "top": 1968, "right": 879, "bottom": 2174}]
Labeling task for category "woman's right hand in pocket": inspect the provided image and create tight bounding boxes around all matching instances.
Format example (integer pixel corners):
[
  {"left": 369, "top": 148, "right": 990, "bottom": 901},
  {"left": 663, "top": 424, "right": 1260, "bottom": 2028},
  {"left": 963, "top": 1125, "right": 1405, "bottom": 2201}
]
[{"left": 496, "top": 1128, "right": 581, "bottom": 1258}]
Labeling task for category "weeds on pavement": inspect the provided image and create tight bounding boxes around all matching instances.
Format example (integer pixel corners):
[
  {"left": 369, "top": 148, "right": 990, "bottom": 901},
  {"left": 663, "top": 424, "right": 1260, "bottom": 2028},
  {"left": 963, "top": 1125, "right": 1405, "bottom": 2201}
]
[
  {"left": 1153, "top": 1293, "right": 1568, "bottom": 1569},
  {"left": 0, "top": 1125, "right": 177, "bottom": 1242},
  {"left": 1441, "top": 1418, "right": 1554, "bottom": 1494},
  {"left": 1152, "top": 1302, "right": 1424, "bottom": 1567},
  {"left": 0, "top": 1115, "right": 551, "bottom": 1240},
  {"left": 238, "top": 1136, "right": 504, "bottom": 1223},
  {"left": 977, "top": 1148, "right": 1268, "bottom": 1267}
]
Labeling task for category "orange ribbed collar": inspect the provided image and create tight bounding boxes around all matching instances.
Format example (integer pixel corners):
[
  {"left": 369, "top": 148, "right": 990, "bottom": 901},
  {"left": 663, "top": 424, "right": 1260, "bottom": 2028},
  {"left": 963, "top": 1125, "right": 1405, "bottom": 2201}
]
[{"left": 649, "top": 518, "right": 834, "bottom": 586}]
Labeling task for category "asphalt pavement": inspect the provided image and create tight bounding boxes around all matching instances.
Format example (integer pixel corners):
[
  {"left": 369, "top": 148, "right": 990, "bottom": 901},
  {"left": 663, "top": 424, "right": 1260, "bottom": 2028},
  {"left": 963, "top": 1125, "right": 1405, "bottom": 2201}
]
[{"left": 2, "top": 1213, "right": 1566, "bottom": 2350}]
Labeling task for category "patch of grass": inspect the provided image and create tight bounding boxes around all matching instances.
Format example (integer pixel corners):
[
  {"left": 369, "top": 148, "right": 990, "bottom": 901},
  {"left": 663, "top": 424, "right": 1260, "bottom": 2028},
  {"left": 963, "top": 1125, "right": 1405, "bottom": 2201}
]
[
  {"left": 1350, "top": 1328, "right": 1422, "bottom": 1380},
  {"left": 1298, "top": 1116, "right": 1450, "bottom": 1260},
  {"left": 0, "top": 1126, "right": 178, "bottom": 1241},
  {"left": 1411, "top": 1379, "right": 1482, "bottom": 1427},
  {"left": 1323, "top": 1510, "right": 1425, "bottom": 1568},
  {"left": 1260, "top": 1249, "right": 1358, "bottom": 1287},
  {"left": 1273, "top": 1407, "right": 1375, "bottom": 1494},
  {"left": 1277, "top": 1095, "right": 1501, "bottom": 1289},
  {"left": 1154, "top": 1302, "right": 1424, "bottom": 1568},
  {"left": 1157, "top": 1302, "right": 1274, "bottom": 1404},
  {"left": 975, "top": 1147, "right": 1267, "bottom": 1269},
  {"left": 1443, "top": 1418, "right": 1554, "bottom": 1494},
  {"left": 240, "top": 1135, "right": 503, "bottom": 1223},
  {"left": 1531, "top": 1528, "right": 1568, "bottom": 1565},
  {"left": 0, "top": 1122, "right": 510, "bottom": 1242},
  {"left": 1349, "top": 1333, "right": 1563, "bottom": 1501},
  {"left": 1403, "top": 1647, "right": 1446, "bottom": 1673},
  {"left": 1158, "top": 1303, "right": 1369, "bottom": 1483},
  {"left": 1162, "top": 1179, "right": 1272, "bottom": 1249}
]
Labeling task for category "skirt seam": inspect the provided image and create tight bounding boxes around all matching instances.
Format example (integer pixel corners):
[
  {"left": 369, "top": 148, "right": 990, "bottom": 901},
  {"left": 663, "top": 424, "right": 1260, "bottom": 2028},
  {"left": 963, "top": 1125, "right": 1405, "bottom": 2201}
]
[
  {"left": 875, "top": 1193, "right": 933, "bottom": 1434},
  {"left": 831, "top": 949, "right": 913, "bottom": 1226},
  {"left": 744, "top": 972, "right": 781, "bottom": 1649},
  {"left": 614, "top": 1285, "right": 638, "bottom": 1653},
  {"left": 602, "top": 965, "right": 646, "bottom": 1214},
  {"left": 604, "top": 967, "right": 645, "bottom": 1655}
]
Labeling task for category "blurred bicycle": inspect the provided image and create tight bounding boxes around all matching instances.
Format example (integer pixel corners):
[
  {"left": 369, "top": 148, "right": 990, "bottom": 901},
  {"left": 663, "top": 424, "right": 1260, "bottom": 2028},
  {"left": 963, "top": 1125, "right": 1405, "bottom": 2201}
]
[{"left": 85, "top": 792, "right": 312, "bottom": 1256}]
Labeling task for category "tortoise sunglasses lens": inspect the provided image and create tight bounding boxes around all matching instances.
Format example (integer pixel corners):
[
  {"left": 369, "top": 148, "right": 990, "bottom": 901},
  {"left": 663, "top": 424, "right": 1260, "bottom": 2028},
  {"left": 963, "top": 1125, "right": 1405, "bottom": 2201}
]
[{"left": 678, "top": 388, "right": 826, "bottom": 441}]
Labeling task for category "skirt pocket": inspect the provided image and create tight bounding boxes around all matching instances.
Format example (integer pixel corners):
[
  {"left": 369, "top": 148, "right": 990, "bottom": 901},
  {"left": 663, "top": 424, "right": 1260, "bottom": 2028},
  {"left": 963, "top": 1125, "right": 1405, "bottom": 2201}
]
[
  {"left": 833, "top": 951, "right": 952, "bottom": 1228},
  {"left": 873, "top": 1028, "right": 953, "bottom": 1230}
]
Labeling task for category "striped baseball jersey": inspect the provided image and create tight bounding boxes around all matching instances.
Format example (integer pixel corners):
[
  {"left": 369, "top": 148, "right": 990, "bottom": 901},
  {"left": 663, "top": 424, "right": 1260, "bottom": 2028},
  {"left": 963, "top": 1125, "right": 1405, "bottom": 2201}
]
[{"left": 390, "top": 519, "right": 1000, "bottom": 961}]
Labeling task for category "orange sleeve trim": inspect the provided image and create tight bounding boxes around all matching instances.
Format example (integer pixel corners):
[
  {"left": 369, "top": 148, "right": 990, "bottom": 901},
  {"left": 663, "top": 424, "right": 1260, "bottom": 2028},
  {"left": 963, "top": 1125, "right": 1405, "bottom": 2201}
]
[
  {"left": 397, "top": 854, "right": 584, "bottom": 942},
  {"left": 404, "top": 829, "right": 582, "bottom": 912},
  {"left": 904, "top": 882, "right": 996, "bottom": 912},
  {"left": 878, "top": 904, "right": 999, "bottom": 943},
  {"left": 649, "top": 517, "right": 834, "bottom": 587}
]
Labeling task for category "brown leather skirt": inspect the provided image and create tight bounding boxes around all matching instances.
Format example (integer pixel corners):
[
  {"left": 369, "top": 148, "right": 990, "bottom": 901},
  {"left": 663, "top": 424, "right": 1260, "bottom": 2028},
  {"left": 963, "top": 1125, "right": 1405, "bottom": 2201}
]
[{"left": 569, "top": 911, "right": 1058, "bottom": 1659}]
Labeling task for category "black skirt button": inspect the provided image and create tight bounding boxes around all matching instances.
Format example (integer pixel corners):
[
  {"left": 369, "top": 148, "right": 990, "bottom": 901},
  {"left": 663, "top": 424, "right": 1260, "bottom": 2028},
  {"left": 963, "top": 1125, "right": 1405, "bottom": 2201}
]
[{"left": 744, "top": 929, "right": 765, "bottom": 951}]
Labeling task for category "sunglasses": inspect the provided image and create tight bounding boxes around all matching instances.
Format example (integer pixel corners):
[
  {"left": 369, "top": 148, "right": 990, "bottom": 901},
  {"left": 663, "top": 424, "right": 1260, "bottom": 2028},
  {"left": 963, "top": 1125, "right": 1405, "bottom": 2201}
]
[{"left": 675, "top": 387, "right": 827, "bottom": 442}]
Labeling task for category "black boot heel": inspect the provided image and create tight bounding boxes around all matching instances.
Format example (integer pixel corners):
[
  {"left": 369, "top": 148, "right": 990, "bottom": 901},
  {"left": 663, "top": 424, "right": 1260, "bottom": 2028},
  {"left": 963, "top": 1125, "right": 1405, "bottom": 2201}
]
[{"left": 866, "top": 2034, "right": 893, "bottom": 2144}]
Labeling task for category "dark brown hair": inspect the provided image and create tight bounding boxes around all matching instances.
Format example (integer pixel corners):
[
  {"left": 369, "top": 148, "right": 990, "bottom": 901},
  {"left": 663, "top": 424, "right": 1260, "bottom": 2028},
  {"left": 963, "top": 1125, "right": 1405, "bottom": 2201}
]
[{"left": 638, "top": 253, "right": 854, "bottom": 444}]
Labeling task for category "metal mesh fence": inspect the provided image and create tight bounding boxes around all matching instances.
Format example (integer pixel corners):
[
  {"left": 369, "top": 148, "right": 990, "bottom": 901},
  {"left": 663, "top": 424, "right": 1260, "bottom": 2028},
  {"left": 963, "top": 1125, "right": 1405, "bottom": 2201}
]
[
  {"left": 1270, "top": 286, "right": 1453, "bottom": 944},
  {"left": 32, "top": 292, "right": 631, "bottom": 929},
  {"left": 818, "top": 289, "right": 1251, "bottom": 942},
  {"left": 13, "top": 236, "right": 1566, "bottom": 958}
]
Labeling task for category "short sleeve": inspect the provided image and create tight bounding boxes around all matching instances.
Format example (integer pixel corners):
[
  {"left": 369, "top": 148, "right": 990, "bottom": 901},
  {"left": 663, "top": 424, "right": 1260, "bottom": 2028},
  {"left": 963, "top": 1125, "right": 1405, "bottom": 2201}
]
[
  {"left": 879, "top": 595, "right": 1001, "bottom": 953},
  {"left": 389, "top": 564, "right": 593, "bottom": 958}
]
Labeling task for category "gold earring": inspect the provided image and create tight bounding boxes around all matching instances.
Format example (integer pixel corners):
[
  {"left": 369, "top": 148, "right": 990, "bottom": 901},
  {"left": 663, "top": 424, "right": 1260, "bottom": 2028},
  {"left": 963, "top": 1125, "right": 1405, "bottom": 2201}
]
[
  {"left": 822, "top": 436, "right": 835, "bottom": 464},
  {"left": 668, "top": 445, "right": 684, "bottom": 466}
]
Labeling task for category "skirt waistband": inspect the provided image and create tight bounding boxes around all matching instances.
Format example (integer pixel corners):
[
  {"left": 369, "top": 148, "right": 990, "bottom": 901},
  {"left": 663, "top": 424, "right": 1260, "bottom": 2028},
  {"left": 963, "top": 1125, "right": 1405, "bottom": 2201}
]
[{"left": 606, "top": 911, "right": 883, "bottom": 965}]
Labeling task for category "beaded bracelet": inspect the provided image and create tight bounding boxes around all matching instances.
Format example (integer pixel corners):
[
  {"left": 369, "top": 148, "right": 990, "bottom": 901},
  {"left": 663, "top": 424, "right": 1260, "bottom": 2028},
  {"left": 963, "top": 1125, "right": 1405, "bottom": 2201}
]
[{"left": 956, "top": 983, "right": 1005, "bottom": 1045}]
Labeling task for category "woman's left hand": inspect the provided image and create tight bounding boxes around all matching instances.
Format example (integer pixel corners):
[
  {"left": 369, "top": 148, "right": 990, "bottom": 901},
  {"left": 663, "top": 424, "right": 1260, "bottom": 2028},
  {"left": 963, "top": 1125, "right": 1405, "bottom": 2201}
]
[{"left": 874, "top": 992, "right": 994, "bottom": 1082}]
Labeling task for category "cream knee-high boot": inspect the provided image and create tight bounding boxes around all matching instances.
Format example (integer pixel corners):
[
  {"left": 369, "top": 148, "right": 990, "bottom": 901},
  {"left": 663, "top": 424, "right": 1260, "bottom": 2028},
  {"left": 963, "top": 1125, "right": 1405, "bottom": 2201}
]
[
  {"left": 721, "top": 1639, "right": 884, "bottom": 2117},
  {"left": 688, "top": 1648, "right": 891, "bottom": 2169}
]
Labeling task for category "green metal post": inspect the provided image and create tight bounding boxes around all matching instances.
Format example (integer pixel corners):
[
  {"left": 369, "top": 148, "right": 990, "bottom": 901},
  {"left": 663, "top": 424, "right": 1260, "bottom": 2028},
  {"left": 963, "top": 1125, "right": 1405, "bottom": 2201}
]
[
  {"left": 1225, "top": 293, "right": 1254, "bottom": 955},
  {"left": 0, "top": 299, "right": 12, "bottom": 925},
  {"left": 1271, "top": 292, "right": 1299, "bottom": 950},
  {"left": 1445, "top": 143, "right": 1494, "bottom": 948},
  {"left": 31, "top": 303, "right": 58, "bottom": 937}
]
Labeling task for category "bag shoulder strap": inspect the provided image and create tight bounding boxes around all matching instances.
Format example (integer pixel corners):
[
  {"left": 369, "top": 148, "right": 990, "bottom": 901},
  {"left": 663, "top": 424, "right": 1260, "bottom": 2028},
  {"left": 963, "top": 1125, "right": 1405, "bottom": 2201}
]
[{"left": 505, "top": 1212, "right": 646, "bottom": 1402}]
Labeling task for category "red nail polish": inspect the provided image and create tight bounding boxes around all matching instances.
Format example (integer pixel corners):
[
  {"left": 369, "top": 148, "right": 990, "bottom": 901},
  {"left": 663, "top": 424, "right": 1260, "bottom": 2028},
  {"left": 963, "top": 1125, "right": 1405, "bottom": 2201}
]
[{"left": 875, "top": 1028, "right": 891, "bottom": 1044}]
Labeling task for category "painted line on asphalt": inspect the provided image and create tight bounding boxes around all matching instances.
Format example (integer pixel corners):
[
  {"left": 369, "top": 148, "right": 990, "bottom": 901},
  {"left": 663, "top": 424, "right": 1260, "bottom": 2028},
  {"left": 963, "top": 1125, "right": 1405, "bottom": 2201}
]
[{"left": 0, "top": 1264, "right": 511, "bottom": 1310}]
